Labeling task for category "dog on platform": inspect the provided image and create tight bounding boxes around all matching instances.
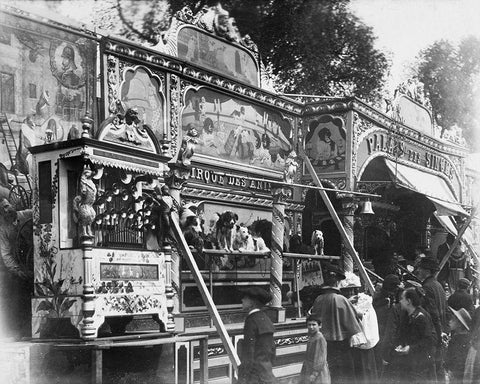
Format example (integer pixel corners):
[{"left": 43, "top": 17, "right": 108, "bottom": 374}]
[
  {"left": 233, "top": 224, "right": 255, "bottom": 252},
  {"left": 311, "top": 230, "right": 325, "bottom": 256},
  {"left": 215, "top": 211, "right": 238, "bottom": 251}
]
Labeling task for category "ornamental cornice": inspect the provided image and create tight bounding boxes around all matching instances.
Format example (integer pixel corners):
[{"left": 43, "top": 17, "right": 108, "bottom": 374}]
[
  {"left": 351, "top": 99, "right": 468, "bottom": 157},
  {"left": 303, "top": 100, "right": 352, "bottom": 115},
  {"left": 0, "top": 3, "right": 98, "bottom": 40},
  {"left": 104, "top": 38, "right": 303, "bottom": 115},
  {"left": 182, "top": 186, "right": 303, "bottom": 212}
]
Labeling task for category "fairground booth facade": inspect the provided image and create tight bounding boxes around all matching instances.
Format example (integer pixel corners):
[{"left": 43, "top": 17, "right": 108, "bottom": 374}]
[{"left": 0, "top": 3, "right": 477, "bottom": 384}]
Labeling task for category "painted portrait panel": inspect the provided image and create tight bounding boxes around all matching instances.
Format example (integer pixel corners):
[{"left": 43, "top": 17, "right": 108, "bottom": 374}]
[
  {"left": 178, "top": 26, "right": 258, "bottom": 86},
  {"left": 50, "top": 41, "right": 86, "bottom": 89},
  {"left": 182, "top": 87, "right": 294, "bottom": 173},
  {"left": 304, "top": 115, "right": 346, "bottom": 173},
  {"left": 0, "top": 20, "right": 95, "bottom": 202}
]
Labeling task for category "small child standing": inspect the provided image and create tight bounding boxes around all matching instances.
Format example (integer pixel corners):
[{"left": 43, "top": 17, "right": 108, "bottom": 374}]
[
  {"left": 445, "top": 306, "right": 472, "bottom": 384},
  {"left": 299, "top": 315, "right": 331, "bottom": 384}
]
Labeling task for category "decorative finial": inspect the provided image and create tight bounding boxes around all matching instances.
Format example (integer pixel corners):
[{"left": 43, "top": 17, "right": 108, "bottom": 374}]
[{"left": 81, "top": 111, "right": 94, "bottom": 138}]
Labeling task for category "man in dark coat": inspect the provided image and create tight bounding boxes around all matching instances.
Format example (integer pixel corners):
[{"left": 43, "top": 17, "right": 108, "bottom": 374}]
[
  {"left": 437, "top": 233, "right": 454, "bottom": 284},
  {"left": 448, "top": 278, "right": 474, "bottom": 315},
  {"left": 237, "top": 287, "right": 276, "bottom": 384},
  {"left": 373, "top": 274, "right": 404, "bottom": 371},
  {"left": 416, "top": 256, "right": 448, "bottom": 382}
]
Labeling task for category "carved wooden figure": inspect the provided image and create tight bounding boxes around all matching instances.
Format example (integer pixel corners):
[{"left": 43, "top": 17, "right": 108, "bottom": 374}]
[{"left": 73, "top": 166, "right": 97, "bottom": 240}]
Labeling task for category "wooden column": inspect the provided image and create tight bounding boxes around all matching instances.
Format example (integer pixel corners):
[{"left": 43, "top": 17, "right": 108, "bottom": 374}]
[
  {"left": 269, "top": 184, "right": 291, "bottom": 321},
  {"left": 339, "top": 195, "right": 358, "bottom": 274},
  {"left": 165, "top": 162, "right": 191, "bottom": 332}
]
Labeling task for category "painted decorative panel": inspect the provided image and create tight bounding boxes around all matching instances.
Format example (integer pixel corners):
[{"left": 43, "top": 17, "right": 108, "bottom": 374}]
[
  {"left": 177, "top": 26, "right": 258, "bottom": 86},
  {"left": 120, "top": 66, "right": 166, "bottom": 145},
  {"left": 182, "top": 87, "right": 294, "bottom": 173},
  {"left": 304, "top": 115, "right": 347, "bottom": 173}
]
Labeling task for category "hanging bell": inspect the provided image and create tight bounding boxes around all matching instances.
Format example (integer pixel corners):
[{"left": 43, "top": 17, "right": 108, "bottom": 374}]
[{"left": 360, "top": 200, "right": 375, "bottom": 215}]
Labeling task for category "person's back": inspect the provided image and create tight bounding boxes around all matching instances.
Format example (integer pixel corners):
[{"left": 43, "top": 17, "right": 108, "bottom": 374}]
[
  {"left": 448, "top": 278, "right": 474, "bottom": 314},
  {"left": 311, "top": 286, "right": 362, "bottom": 341},
  {"left": 238, "top": 287, "right": 276, "bottom": 384},
  {"left": 310, "top": 265, "right": 363, "bottom": 384},
  {"left": 446, "top": 307, "right": 472, "bottom": 384}
]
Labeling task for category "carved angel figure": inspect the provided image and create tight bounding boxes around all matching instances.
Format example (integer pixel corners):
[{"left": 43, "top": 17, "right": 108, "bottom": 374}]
[
  {"left": 73, "top": 167, "right": 97, "bottom": 239},
  {"left": 178, "top": 125, "right": 198, "bottom": 167},
  {"left": 311, "top": 230, "right": 324, "bottom": 256}
]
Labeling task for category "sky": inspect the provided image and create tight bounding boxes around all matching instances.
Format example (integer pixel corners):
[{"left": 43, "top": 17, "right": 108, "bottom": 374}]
[
  {"left": 6, "top": 0, "right": 480, "bottom": 89},
  {"left": 349, "top": 0, "right": 480, "bottom": 89}
]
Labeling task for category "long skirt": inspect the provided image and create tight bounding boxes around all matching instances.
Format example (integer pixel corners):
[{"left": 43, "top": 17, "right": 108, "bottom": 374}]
[{"left": 326, "top": 340, "right": 356, "bottom": 384}]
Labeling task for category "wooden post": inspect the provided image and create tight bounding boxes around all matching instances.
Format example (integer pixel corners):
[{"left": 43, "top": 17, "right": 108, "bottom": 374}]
[
  {"left": 300, "top": 150, "right": 375, "bottom": 295},
  {"left": 198, "top": 337, "right": 209, "bottom": 384},
  {"left": 170, "top": 217, "right": 241, "bottom": 372},
  {"left": 269, "top": 184, "right": 291, "bottom": 320},
  {"left": 437, "top": 208, "right": 477, "bottom": 275},
  {"left": 91, "top": 349, "right": 103, "bottom": 384}
]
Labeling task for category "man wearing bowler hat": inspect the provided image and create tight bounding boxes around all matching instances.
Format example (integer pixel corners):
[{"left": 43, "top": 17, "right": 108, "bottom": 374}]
[
  {"left": 416, "top": 256, "right": 448, "bottom": 381},
  {"left": 237, "top": 286, "right": 276, "bottom": 384}
]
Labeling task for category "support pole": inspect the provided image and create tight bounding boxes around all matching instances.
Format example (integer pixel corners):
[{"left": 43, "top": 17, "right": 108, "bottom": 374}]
[
  {"left": 170, "top": 217, "right": 241, "bottom": 372},
  {"left": 300, "top": 150, "right": 375, "bottom": 295},
  {"left": 437, "top": 208, "right": 477, "bottom": 275},
  {"left": 269, "top": 185, "right": 290, "bottom": 319}
]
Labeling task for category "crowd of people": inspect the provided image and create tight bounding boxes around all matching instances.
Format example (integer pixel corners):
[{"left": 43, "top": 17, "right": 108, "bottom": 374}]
[{"left": 236, "top": 256, "right": 480, "bottom": 384}]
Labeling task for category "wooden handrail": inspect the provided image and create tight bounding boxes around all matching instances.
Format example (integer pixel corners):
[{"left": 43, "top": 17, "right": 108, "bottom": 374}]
[{"left": 170, "top": 216, "right": 241, "bottom": 372}]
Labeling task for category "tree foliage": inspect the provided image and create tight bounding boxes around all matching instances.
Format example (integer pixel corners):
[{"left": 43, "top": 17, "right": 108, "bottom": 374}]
[
  {"left": 97, "top": 0, "right": 389, "bottom": 102},
  {"left": 170, "top": 0, "right": 389, "bottom": 101},
  {"left": 414, "top": 37, "right": 480, "bottom": 149}
]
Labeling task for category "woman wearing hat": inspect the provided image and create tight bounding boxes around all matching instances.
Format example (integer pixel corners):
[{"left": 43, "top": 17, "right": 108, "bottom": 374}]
[
  {"left": 237, "top": 287, "right": 276, "bottom": 384},
  {"left": 310, "top": 264, "right": 364, "bottom": 384},
  {"left": 445, "top": 306, "right": 471, "bottom": 384},
  {"left": 339, "top": 272, "right": 379, "bottom": 384}
]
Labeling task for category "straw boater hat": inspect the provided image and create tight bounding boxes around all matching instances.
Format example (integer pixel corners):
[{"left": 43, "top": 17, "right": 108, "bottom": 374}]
[
  {"left": 449, "top": 306, "right": 472, "bottom": 331},
  {"left": 240, "top": 287, "right": 272, "bottom": 305}
]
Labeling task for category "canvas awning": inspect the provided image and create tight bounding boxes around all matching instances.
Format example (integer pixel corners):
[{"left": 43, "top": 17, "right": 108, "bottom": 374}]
[{"left": 384, "top": 158, "right": 468, "bottom": 216}]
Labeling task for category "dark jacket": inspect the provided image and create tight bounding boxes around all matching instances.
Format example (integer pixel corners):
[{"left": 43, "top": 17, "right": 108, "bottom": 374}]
[
  {"left": 448, "top": 289, "right": 474, "bottom": 314},
  {"left": 398, "top": 307, "right": 437, "bottom": 382},
  {"left": 238, "top": 310, "right": 276, "bottom": 384},
  {"left": 422, "top": 275, "right": 448, "bottom": 343},
  {"left": 446, "top": 332, "right": 470, "bottom": 383}
]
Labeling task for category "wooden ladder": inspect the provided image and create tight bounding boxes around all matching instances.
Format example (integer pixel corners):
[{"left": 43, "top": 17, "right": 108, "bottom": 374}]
[{"left": 0, "top": 112, "right": 20, "bottom": 186}]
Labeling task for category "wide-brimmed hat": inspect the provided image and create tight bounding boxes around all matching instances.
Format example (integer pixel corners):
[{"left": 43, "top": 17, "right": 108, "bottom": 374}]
[
  {"left": 418, "top": 256, "right": 440, "bottom": 271},
  {"left": 383, "top": 274, "right": 401, "bottom": 292},
  {"left": 323, "top": 263, "right": 346, "bottom": 280},
  {"left": 240, "top": 287, "right": 272, "bottom": 305},
  {"left": 449, "top": 306, "right": 472, "bottom": 331}
]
